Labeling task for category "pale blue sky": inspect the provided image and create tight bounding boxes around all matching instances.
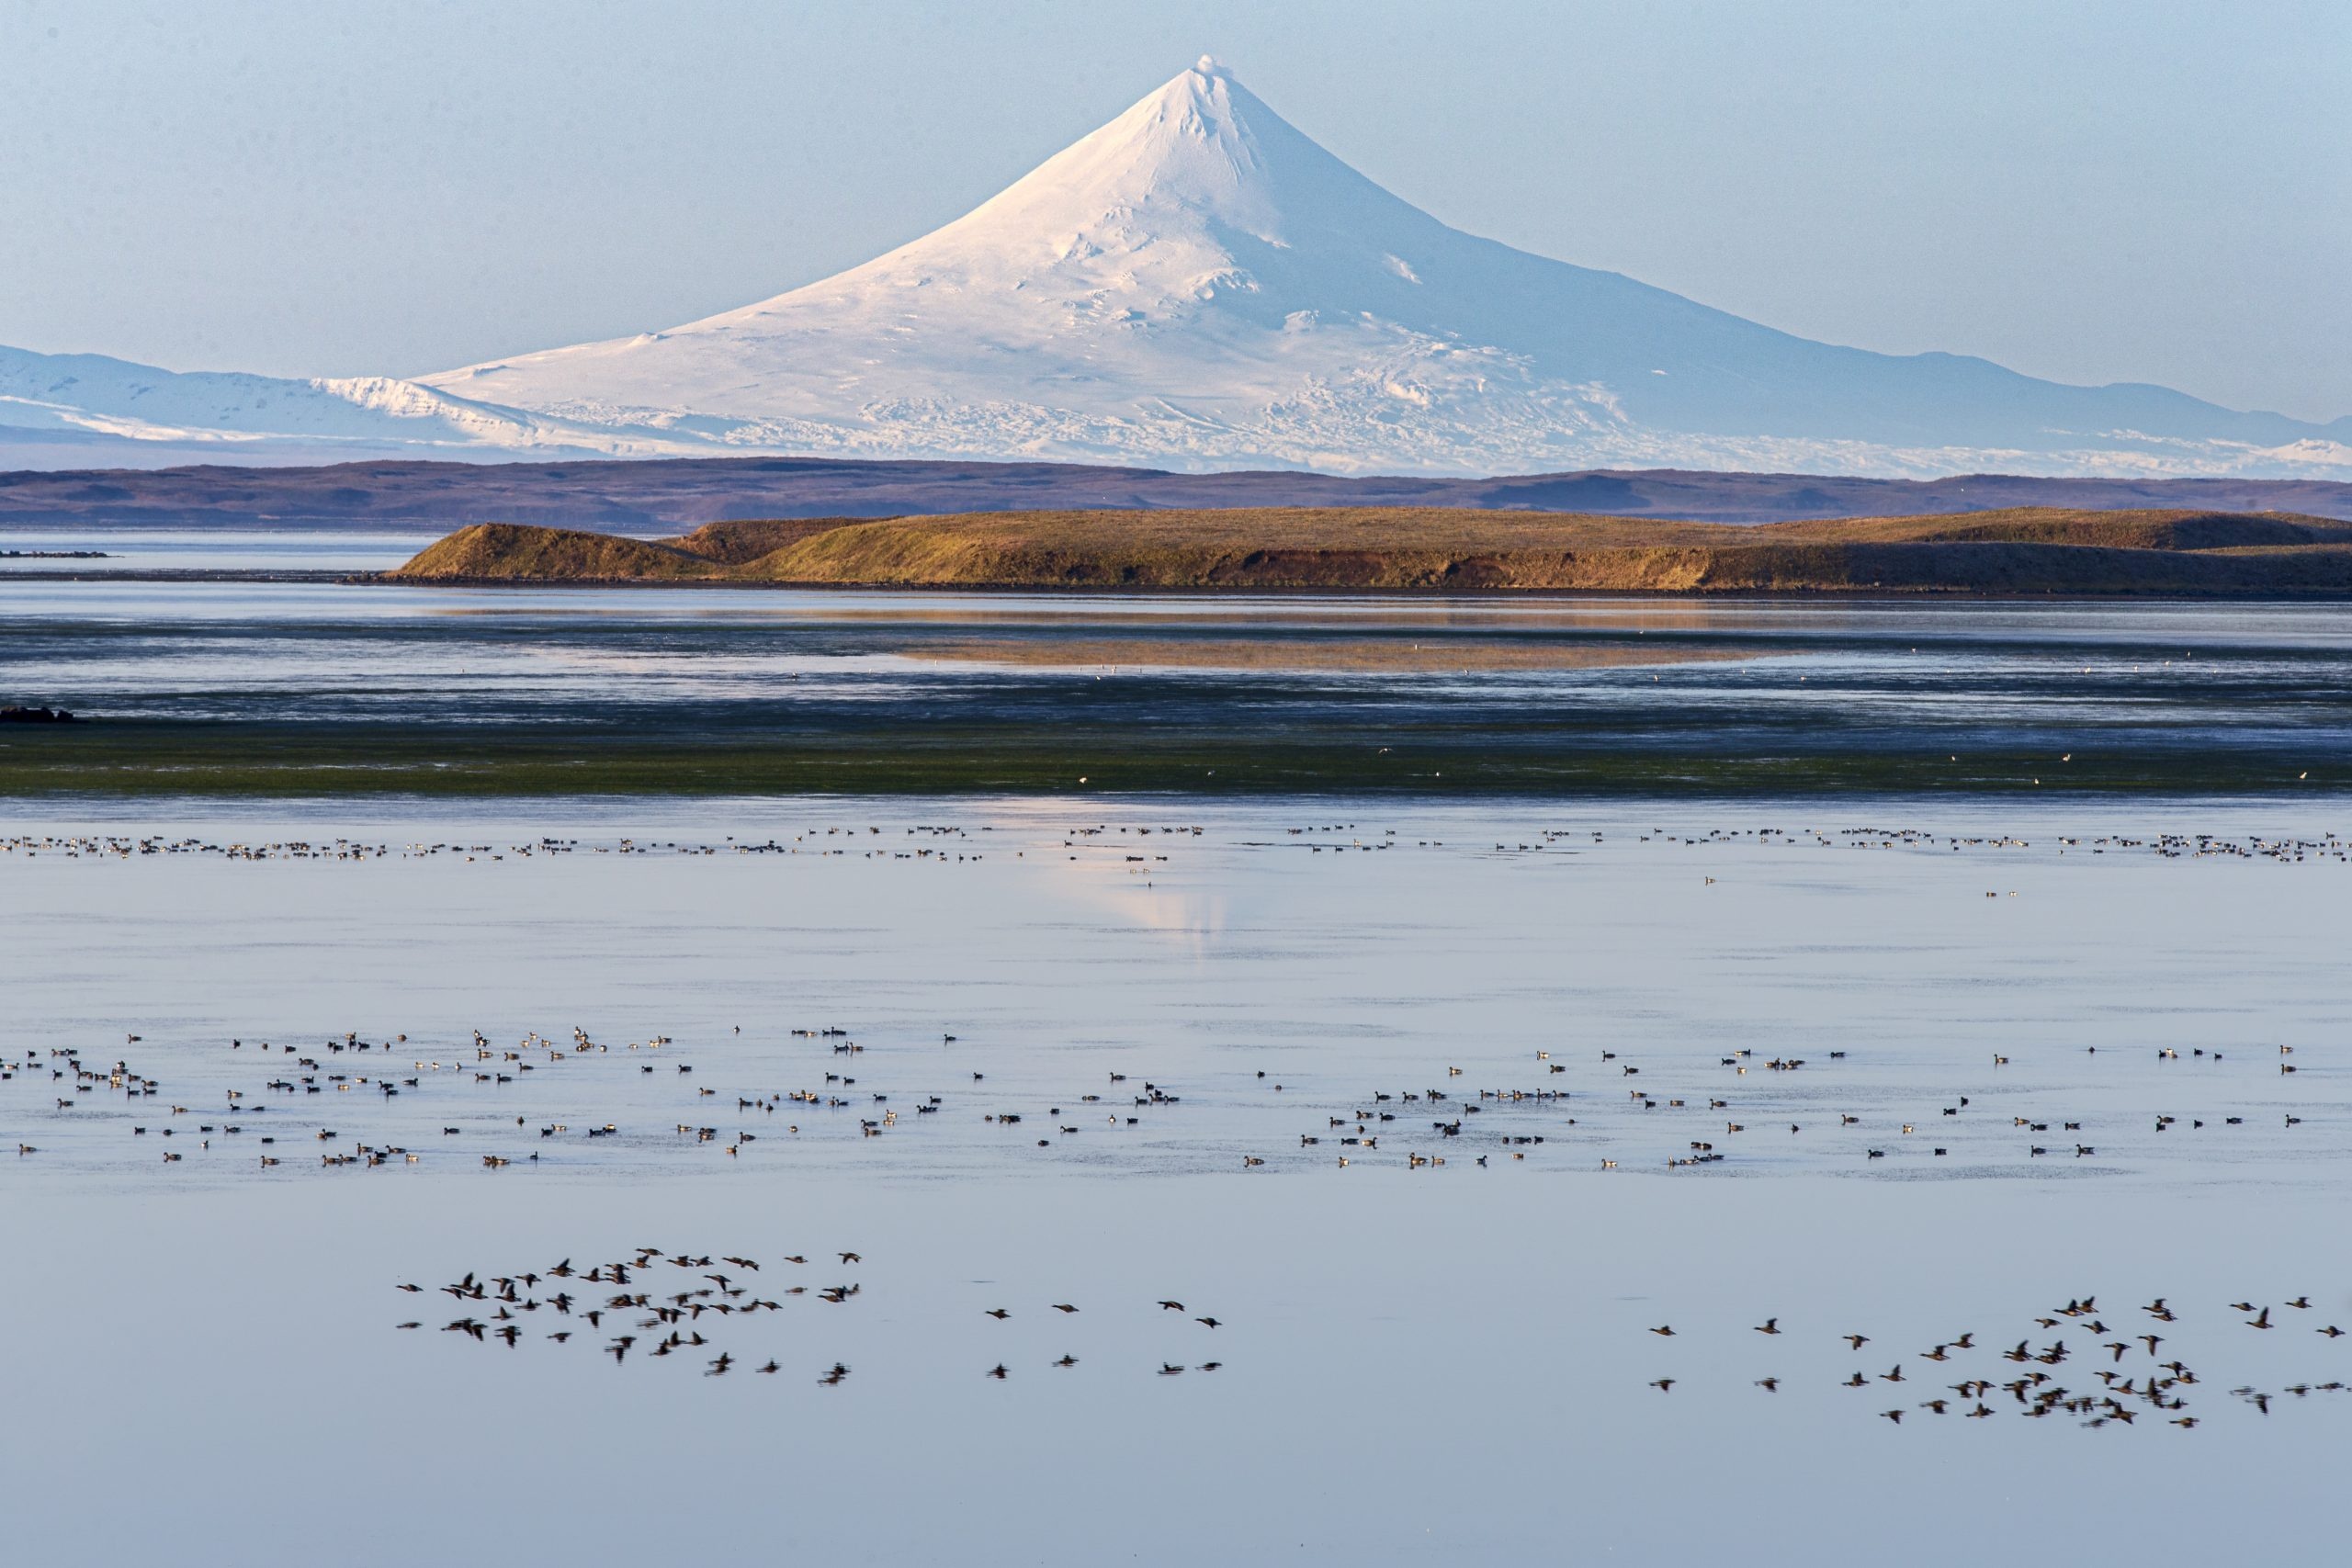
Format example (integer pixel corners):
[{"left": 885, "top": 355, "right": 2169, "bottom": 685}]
[{"left": 3, "top": 0, "right": 2345, "bottom": 420}]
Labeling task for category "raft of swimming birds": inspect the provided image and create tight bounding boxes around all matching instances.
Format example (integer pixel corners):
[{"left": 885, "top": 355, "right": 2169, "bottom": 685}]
[
  {"left": 1639, "top": 1292, "right": 2352, "bottom": 1431},
  {"left": 3, "top": 996, "right": 2334, "bottom": 1179},
  {"left": 394, "top": 1247, "right": 1228, "bottom": 1383},
  {"left": 6, "top": 813, "right": 2347, "bottom": 1423}
]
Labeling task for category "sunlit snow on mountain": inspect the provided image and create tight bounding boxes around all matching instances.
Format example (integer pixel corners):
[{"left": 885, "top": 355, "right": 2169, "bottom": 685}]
[{"left": 7, "top": 60, "right": 2346, "bottom": 477}]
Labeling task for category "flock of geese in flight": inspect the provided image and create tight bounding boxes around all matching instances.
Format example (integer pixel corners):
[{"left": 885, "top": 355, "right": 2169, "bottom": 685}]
[
  {"left": 1643, "top": 1292, "right": 2352, "bottom": 1429},
  {"left": 401, "top": 1247, "right": 1229, "bottom": 1383}
]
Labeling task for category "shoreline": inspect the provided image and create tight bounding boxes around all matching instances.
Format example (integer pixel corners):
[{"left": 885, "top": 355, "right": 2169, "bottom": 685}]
[
  {"left": 16, "top": 567, "right": 2352, "bottom": 602},
  {"left": 355, "top": 572, "right": 2352, "bottom": 600},
  {"left": 0, "top": 719, "right": 2338, "bottom": 798}
]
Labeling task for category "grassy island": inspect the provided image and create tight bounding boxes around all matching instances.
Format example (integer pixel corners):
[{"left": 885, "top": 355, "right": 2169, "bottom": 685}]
[{"left": 388, "top": 507, "right": 2352, "bottom": 595}]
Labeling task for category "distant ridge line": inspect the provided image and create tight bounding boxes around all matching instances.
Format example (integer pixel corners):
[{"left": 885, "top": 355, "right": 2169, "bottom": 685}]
[{"left": 3, "top": 457, "right": 2349, "bottom": 530}]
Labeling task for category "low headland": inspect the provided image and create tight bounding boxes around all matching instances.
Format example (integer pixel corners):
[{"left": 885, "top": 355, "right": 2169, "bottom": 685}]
[{"left": 388, "top": 506, "right": 2352, "bottom": 595}]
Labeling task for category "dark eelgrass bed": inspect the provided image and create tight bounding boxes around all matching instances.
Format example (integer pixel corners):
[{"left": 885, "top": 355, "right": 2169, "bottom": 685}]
[{"left": 0, "top": 720, "right": 2333, "bottom": 797}]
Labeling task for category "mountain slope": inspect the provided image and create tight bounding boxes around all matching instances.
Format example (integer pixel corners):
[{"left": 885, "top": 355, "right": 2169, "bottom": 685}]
[
  {"left": 422, "top": 59, "right": 2350, "bottom": 479},
  {"left": 0, "top": 344, "right": 697, "bottom": 461},
  {"left": 6, "top": 61, "right": 2344, "bottom": 479}
]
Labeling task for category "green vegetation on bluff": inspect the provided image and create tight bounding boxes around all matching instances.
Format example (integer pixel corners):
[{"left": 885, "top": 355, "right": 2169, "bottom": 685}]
[{"left": 390, "top": 507, "right": 2352, "bottom": 594}]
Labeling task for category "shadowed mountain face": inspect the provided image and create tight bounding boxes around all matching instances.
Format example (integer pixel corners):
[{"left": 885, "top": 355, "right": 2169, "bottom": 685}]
[{"left": 5, "top": 457, "right": 2350, "bottom": 530}]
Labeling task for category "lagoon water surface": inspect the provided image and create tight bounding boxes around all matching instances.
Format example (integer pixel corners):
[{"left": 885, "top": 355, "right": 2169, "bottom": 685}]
[
  {"left": 4, "top": 552, "right": 2349, "bottom": 794},
  {"left": 3, "top": 795, "right": 2348, "bottom": 1565},
  {"left": 4, "top": 549, "right": 2349, "bottom": 1562}
]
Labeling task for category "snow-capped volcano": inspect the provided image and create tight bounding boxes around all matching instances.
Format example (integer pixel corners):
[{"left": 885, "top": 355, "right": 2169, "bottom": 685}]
[
  {"left": 416, "top": 58, "right": 2347, "bottom": 479},
  {"left": 5, "top": 60, "right": 2344, "bottom": 476}
]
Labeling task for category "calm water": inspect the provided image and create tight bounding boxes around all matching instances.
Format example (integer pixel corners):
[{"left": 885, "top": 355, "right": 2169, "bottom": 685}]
[
  {"left": 0, "top": 525, "right": 442, "bottom": 573},
  {"left": 2, "top": 795, "right": 2349, "bottom": 1564},
  {"left": 4, "top": 559, "right": 2349, "bottom": 795},
  {"left": 3, "top": 549, "right": 2349, "bottom": 1562}
]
